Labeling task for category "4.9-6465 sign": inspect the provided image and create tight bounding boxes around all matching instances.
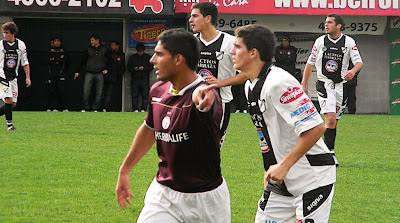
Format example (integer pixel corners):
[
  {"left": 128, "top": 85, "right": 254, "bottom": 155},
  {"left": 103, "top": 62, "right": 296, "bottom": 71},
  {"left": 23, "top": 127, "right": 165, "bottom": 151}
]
[{"left": 1, "top": 0, "right": 173, "bottom": 15}]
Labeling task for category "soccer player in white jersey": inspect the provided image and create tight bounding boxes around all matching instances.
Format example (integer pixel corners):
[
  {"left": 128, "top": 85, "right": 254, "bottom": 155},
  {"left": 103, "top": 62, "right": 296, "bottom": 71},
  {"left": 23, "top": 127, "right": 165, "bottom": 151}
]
[
  {"left": 189, "top": 2, "right": 248, "bottom": 146},
  {"left": 0, "top": 22, "right": 31, "bottom": 131},
  {"left": 116, "top": 29, "right": 230, "bottom": 223},
  {"left": 302, "top": 14, "right": 363, "bottom": 165},
  {"left": 231, "top": 24, "right": 336, "bottom": 223}
]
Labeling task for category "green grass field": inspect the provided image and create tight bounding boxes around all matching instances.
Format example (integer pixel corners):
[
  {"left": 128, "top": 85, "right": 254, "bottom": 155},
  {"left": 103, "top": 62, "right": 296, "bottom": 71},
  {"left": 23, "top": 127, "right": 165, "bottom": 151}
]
[{"left": 0, "top": 112, "right": 399, "bottom": 222}]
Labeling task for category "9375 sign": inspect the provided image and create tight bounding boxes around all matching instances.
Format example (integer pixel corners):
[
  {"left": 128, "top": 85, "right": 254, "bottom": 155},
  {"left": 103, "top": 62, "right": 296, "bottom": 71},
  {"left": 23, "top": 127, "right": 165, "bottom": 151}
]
[{"left": 2, "top": 0, "right": 173, "bottom": 15}]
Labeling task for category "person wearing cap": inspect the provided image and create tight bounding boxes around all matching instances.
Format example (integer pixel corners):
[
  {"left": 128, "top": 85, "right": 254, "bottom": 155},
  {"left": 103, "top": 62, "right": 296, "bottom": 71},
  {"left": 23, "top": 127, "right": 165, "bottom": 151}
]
[{"left": 274, "top": 36, "right": 298, "bottom": 81}]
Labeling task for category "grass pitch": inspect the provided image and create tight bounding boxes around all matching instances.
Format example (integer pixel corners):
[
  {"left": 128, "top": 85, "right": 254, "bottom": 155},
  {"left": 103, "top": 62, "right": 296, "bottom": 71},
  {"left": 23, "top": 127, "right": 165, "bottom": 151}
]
[{"left": 0, "top": 112, "right": 399, "bottom": 222}]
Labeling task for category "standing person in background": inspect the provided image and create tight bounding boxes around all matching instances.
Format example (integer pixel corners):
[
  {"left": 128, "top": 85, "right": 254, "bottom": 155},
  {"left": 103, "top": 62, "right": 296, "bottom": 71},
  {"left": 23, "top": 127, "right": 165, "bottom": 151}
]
[
  {"left": 189, "top": 2, "right": 248, "bottom": 146},
  {"left": 47, "top": 36, "right": 68, "bottom": 112},
  {"left": 0, "top": 22, "right": 31, "bottom": 131},
  {"left": 127, "top": 43, "right": 152, "bottom": 112},
  {"left": 102, "top": 40, "right": 125, "bottom": 112},
  {"left": 344, "top": 61, "right": 359, "bottom": 114},
  {"left": 302, "top": 14, "right": 363, "bottom": 166},
  {"left": 231, "top": 24, "right": 336, "bottom": 223},
  {"left": 75, "top": 34, "right": 108, "bottom": 112},
  {"left": 116, "top": 29, "right": 231, "bottom": 223},
  {"left": 274, "top": 36, "right": 299, "bottom": 82}
]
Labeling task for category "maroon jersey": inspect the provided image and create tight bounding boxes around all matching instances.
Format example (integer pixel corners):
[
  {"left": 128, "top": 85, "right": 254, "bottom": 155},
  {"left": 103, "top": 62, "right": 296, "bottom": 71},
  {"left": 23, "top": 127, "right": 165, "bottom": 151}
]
[{"left": 145, "top": 76, "right": 223, "bottom": 193}]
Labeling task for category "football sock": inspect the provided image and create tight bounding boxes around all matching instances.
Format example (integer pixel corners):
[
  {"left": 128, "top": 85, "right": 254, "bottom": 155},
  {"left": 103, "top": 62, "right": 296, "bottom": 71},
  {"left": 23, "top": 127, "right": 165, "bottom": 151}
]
[
  {"left": 0, "top": 105, "right": 4, "bottom": 116},
  {"left": 5, "top": 103, "right": 13, "bottom": 127},
  {"left": 324, "top": 128, "right": 337, "bottom": 152}
]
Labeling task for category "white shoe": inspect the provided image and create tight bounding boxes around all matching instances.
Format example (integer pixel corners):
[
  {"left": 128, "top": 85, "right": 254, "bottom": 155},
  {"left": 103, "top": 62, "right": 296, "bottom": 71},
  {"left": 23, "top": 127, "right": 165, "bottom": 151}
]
[
  {"left": 141, "top": 110, "right": 146, "bottom": 112},
  {"left": 134, "top": 110, "right": 139, "bottom": 112},
  {"left": 81, "top": 110, "right": 86, "bottom": 112},
  {"left": 94, "top": 110, "right": 98, "bottom": 113},
  {"left": 53, "top": 109, "right": 58, "bottom": 112},
  {"left": 243, "top": 110, "right": 248, "bottom": 113},
  {"left": 235, "top": 110, "right": 240, "bottom": 113},
  {"left": 47, "top": 109, "right": 51, "bottom": 112},
  {"left": 63, "top": 109, "right": 69, "bottom": 112},
  {"left": 103, "top": 109, "right": 107, "bottom": 112}
]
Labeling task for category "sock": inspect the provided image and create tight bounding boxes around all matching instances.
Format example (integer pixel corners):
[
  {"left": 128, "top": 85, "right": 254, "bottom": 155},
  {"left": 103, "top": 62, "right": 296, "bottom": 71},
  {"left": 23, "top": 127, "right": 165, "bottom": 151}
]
[
  {"left": 324, "top": 128, "right": 337, "bottom": 152},
  {"left": 0, "top": 105, "right": 4, "bottom": 116},
  {"left": 5, "top": 103, "right": 13, "bottom": 127}
]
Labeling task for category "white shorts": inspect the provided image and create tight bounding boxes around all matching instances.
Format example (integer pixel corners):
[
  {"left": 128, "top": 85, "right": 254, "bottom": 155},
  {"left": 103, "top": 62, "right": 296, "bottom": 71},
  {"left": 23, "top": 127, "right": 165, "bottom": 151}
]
[
  {"left": 255, "top": 184, "right": 334, "bottom": 223},
  {"left": 316, "top": 79, "right": 346, "bottom": 120},
  {"left": 0, "top": 78, "right": 18, "bottom": 102},
  {"left": 137, "top": 178, "right": 231, "bottom": 223}
]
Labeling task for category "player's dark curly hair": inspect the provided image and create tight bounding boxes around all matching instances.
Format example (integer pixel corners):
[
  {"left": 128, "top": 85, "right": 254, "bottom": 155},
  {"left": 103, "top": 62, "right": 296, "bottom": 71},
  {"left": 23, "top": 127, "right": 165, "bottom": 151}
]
[
  {"left": 1, "top": 22, "right": 18, "bottom": 35},
  {"left": 157, "top": 29, "right": 200, "bottom": 71},
  {"left": 191, "top": 2, "right": 218, "bottom": 26},
  {"left": 327, "top": 13, "right": 344, "bottom": 27},
  {"left": 235, "top": 25, "right": 276, "bottom": 62}
]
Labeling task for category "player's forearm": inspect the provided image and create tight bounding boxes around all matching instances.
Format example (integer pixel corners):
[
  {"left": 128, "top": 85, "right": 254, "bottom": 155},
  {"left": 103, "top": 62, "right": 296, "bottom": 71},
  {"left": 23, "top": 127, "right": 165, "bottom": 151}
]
[
  {"left": 351, "top": 62, "right": 363, "bottom": 74},
  {"left": 218, "top": 72, "right": 248, "bottom": 87},
  {"left": 24, "top": 65, "right": 30, "bottom": 79},
  {"left": 301, "top": 63, "right": 314, "bottom": 85},
  {"left": 280, "top": 124, "right": 326, "bottom": 171},
  {"left": 119, "top": 124, "right": 155, "bottom": 175}
]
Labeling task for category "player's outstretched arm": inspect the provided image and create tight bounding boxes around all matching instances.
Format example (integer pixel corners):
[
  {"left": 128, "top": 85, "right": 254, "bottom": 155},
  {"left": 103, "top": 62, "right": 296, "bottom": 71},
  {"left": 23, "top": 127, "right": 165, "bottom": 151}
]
[
  {"left": 301, "top": 63, "right": 314, "bottom": 95},
  {"left": 265, "top": 123, "right": 326, "bottom": 184},
  {"left": 192, "top": 84, "right": 217, "bottom": 112},
  {"left": 204, "top": 72, "right": 248, "bottom": 88},
  {"left": 116, "top": 124, "right": 155, "bottom": 208}
]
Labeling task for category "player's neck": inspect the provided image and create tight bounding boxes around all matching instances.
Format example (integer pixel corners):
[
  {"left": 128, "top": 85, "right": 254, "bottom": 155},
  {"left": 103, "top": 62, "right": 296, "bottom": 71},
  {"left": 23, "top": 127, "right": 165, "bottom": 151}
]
[
  {"left": 329, "top": 32, "right": 342, "bottom": 40},
  {"left": 245, "top": 61, "right": 265, "bottom": 82},
  {"left": 7, "top": 36, "right": 15, "bottom": 44},
  {"left": 171, "top": 69, "right": 198, "bottom": 91},
  {"left": 200, "top": 26, "right": 219, "bottom": 42}
]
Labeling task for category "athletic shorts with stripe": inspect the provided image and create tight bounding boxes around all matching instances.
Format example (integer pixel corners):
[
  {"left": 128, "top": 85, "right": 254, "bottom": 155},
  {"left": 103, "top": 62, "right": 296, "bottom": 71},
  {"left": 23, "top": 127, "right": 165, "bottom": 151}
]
[
  {"left": 255, "top": 184, "right": 335, "bottom": 223},
  {"left": 316, "top": 79, "right": 346, "bottom": 120}
]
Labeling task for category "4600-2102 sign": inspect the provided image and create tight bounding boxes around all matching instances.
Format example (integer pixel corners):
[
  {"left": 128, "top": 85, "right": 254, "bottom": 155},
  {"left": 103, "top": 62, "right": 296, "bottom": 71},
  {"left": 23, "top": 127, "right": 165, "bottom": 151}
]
[{"left": 7, "top": 0, "right": 122, "bottom": 7}]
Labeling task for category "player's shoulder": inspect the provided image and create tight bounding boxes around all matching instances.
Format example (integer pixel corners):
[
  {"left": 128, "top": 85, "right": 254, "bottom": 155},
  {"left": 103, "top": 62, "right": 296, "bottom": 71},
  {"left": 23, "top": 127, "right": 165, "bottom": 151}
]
[
  {"left": 267, "top": 66, "right": 300, "bottom": 89},
  {"left": 219, "top": 31, "right": 235, "bottom": 41},
  {"left": 16, "top": 38, "right": 27, "bottom": 47},
  {"left": 343, "top": 34, "right": 357, "bottom": 44},
  {"left": 150, "top": 81, "right": 170, "bottom": 95}
]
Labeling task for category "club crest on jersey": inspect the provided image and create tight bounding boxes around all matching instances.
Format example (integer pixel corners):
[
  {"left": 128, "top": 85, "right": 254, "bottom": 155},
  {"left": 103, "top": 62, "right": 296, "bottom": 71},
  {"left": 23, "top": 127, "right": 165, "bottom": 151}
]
[
  {"left": 6, "top": 59, "right": 16, "bottom": 68},
  {"left": 341, "top": 46, "right": 347, "bottom": 53},
  {"left": 325, "top": 60, "right": 338, "bottom": 73},
  {"left": 257, "top": 128, "right": 270, "bottom": 153},
  {"left": 162, "top": 116, "right": 170, "bottom": 129},
  {"left": 198, "top": 69, "right": 212, "bottom": 78},
  {"left": 280, "top": 87, "right": 304, "bottom": 104},
  {"left": 215, "top": 51, "right": 224, "bottom": 60},
  {"left": 258, "top": 99, "right": 266, "bottom": 112}
]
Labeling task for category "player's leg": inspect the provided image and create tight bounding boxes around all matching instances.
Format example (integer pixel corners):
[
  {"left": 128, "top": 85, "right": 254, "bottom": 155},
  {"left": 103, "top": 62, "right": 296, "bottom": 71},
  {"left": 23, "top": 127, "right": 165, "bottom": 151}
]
[
  {"left": 137, "top": 179, "right": 182, "bottom": 223},
  {"left": 294, "top": 184, "right": 335, "bottom": 223},
  {"left": 92, "top": 73, "right": 104, "bottom": 111},
  {"left": 219, "top": 101, "right": 232, "bottom": 147},
  {"left": 82, "top": 73, "right": 95, "bottom": 111},
  {"left": 254, "top": 190, "right": 296, "bottom": 223}
]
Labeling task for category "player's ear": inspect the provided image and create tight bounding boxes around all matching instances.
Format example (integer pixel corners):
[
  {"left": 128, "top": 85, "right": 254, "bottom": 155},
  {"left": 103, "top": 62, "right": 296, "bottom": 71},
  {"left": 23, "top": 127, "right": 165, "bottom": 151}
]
[
  {"left": 175, "top": 54, "right": 185, "bottom": 66},
  {"left": 250, "top": 48, "right": 259, "bottom": 59}
]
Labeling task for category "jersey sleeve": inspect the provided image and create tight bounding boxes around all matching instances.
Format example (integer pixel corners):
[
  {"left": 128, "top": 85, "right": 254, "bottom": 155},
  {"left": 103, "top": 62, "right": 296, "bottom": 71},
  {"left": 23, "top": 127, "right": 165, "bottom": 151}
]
[
  {"left": 19, "top": 41, "right": 29, "bottom": 66},
  {"left": 307, "top": 37, "right": 322, "bottom": 66},
  {"left": 348, "top": 37, "right": 363, "bottom": 65},
  {"left": 270, "top": 73, "right": 323, "bottom": 136}
]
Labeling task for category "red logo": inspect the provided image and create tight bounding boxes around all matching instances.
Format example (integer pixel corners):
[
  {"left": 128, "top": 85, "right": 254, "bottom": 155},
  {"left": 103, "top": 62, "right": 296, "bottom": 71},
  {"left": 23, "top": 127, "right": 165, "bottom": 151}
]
[
  {"left": 391, "top": 58, "right": 400, "bottom": 67},
  {"left": 392, "top": 98, "right": 400, "bottom": 107},
  {"left": 392, "top": 78, "right": 400, "bottom": 86},
  {"left": 280, "top": 87, "right": 304, "bottom": 104},
  {"left": 132, "top": 24, "right": 168, "bottom": 42},
  {"left": 352, "top": 46, "right": 358, "bottom": 51},
  {"left": 129, "top": 0, "right": 163, "bottom": 13}
]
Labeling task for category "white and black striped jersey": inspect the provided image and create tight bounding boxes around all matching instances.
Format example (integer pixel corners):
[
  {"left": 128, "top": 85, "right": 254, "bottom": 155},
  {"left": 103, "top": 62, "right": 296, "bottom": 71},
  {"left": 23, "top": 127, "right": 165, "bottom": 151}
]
[
  {"left": 195, "top": 31, "right": 236, "bottom": 103},
  {"left": 307, "top": 34, "right": 362, "bottom": 83},
  {"left": 0, "top": 38, "right": 29, "bottom": 80},
  {"left": 245, "top": 63, "right": 336, "bottom": 196}
]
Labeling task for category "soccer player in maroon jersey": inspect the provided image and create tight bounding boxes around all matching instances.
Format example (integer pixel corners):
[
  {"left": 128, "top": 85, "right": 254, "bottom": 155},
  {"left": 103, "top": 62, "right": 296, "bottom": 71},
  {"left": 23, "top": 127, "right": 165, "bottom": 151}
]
[{"left": 116, "top": 29, "right": 231, "bottom": 223}]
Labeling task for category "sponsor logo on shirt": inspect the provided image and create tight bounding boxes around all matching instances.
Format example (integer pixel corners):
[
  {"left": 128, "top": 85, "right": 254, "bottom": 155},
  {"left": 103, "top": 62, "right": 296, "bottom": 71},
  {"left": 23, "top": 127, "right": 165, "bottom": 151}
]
[
  {"left": 198, "top": 69, "right": 212, "bottom": 78},
  {"left": 257, "top": 128, "right": 270, "bottom": 153},
  {"left": 155, "top": 131, "right": 189, "bottom": 143},
  {"left": 290, "top": 98, "right": 316, "bottom": 118},
  {"left": 280, "top": 87, "right": 304, "bottom": 104},
  {"left": 162, "top": 116, "right": 170, "bottom": 129},
  {"left": 324, "top": 60, "right": 338, "bottom": 73},
  {"left": 6, "top": 59, "right": 16, "bottom": 68}
]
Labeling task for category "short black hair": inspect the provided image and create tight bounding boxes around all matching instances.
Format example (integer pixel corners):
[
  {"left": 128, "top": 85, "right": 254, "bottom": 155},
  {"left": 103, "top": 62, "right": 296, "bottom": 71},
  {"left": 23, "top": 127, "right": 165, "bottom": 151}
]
[
  {"left": 235, "top": 25, "right": 276, "bottom": 62},
  {"left": 136, "top": 43, "right": 145, "bottom": 52},
  {"left": 1, "top": 22, "right": 18, "bottom": 35},
  {"left": 90, "top": 34, "right": 100, "bottom": 40},
  {"left": 157, "top": 29, "right": 200, "bottom": 71},
  {"left": 191, "top": 2, "right": 218, "bottom": 26},
  {"left": 111, "top": 40, "right": 120, "bottom": 46},
  {"left": 327, "top": 13, "right": 344, "bottom": 27}
]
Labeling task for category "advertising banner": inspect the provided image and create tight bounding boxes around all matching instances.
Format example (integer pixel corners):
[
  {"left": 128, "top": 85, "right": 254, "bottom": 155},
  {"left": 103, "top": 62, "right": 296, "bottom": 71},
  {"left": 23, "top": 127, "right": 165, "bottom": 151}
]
[
  {"left": 389, "top": 27, "right": 400, "bottom": 115},
  {"left": 176, "top": 0, "right": 400, "bottom": 16},
  {"left": 215, "top": 14, "right": 386, "bottom": 36},
  {"left": 0, "top": 0, "right": 174, "bottom": 15},
  {"left": 129, "top": 18, "right": 172, "bottom": 49}
]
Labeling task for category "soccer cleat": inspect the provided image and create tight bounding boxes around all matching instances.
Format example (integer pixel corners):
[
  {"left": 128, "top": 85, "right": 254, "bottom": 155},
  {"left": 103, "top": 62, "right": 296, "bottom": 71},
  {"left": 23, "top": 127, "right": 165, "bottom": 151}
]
[
  {"left": 243, "top": 110, "right": 248, "bottom": 113},
  {"left": 141, "top": 110, "right": 146, "bottom": 112},
  {"left": 235, "top": 110, "right": 240, "bottom": 113},
  {"left": 134, "top": 110, "right": 139, "bottom": 112},
  {"left": 7, "top": 126, "right": 16, "bottom": 131},
  {"left": 63, "top": 109, "right": 69, "bottom": 112},
  {"left": 81, "top": 110, "right": 86, "bottom": 112}
]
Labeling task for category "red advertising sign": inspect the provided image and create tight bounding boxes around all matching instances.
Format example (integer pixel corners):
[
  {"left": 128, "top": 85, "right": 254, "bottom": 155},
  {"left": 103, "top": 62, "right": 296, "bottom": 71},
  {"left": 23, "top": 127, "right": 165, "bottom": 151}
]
[{"left": 176, "top": 0, "right": 400, "bottom": 16}]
